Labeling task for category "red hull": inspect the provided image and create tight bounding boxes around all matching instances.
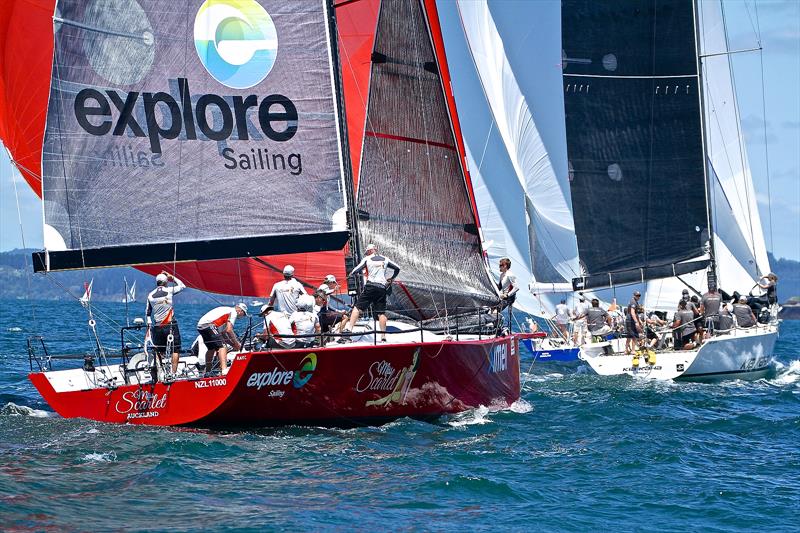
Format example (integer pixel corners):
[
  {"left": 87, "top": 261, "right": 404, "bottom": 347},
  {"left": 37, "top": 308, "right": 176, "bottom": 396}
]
[{"left": 29, "top": 336, "right": 521, "bottom": 427}]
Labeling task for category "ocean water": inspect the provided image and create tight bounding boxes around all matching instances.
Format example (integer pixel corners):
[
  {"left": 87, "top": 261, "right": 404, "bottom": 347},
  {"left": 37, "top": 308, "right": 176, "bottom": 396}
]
[{"left": 1, "top": 299, "right": 798, "bottom": 531}]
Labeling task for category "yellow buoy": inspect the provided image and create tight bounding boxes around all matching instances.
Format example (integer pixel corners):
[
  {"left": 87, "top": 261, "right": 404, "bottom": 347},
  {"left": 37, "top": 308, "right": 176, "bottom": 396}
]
[{"left": 647, "top": 350, "right": 656, "bottom": 365}]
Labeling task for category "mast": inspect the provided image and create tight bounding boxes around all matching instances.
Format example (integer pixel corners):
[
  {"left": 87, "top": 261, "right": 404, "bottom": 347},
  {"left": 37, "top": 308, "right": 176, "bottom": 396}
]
[
  {"left": 692, "top": 0, "right": 717, "bottom": 288},
  {"left": 326, "top": 0, "right": 362, "bottom": 291}
]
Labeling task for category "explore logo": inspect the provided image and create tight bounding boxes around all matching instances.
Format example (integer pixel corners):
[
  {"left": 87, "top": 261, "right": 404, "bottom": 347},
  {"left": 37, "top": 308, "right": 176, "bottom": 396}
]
[
  {"left": 246, "top": 353, "right": 317, "bottom": 392},
  {"left": 194, "top": 0, "right": 278, "bottom": 89}
]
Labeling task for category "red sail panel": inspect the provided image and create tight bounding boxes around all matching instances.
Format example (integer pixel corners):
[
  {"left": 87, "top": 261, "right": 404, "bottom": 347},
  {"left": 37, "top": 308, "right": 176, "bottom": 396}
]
[
  {"left": 0, "top": 0, "right": 55, "bottom": 196},
  {"left": 138, "top": 250, "right": 347, "bottom": 298},
  {"left": 334, "top": 0, "right": 379, "bottom": 190},
  {"left": 422, "top": 0, "right": 481, "bottom": 228}
]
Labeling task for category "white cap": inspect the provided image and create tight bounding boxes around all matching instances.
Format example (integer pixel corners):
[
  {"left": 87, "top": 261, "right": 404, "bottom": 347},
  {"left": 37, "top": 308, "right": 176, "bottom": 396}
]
[
  {"left": 318, "top": 284, "right": 335, "bottom": 296},
  {"left": 156, "top": 273, "right": 168, "bottom": 285},
  {"left": 283, "top": 265, "right": 295, "bottom": 275},
  {"left": 236, "top": 302, "right": 248, "bottom": 315},
  {"left": 365, "top": 243, "right": 376, "bottom": 251},
  {"left": 739, "top": 295, "right": 748, "bottom": 303},
  {"left": 324, "top": 274, "right": 336, "bottom": 283},
  {"left": 297, "top": 294, "right": 315, "bottom": 311},
  {"left": 259, "top": 304, "right": 273, "bottom": 315}
]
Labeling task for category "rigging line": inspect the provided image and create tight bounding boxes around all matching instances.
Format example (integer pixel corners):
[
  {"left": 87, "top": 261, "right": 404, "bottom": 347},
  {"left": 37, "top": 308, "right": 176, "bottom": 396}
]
[
  {"left": 754, "top": 1, "right": 775, "bottom": 255},
  {"left": 720, "top": 0, "right": 760, "bottom": 277},
  {"left": 7, "top": 149, "right": 38, "bottom": 329}
]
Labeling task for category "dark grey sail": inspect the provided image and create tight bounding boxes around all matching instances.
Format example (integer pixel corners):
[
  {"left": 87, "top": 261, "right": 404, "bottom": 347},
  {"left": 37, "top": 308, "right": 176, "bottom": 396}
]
[
  {"left": 356, "top": 0, "right": 498, "bottom": 320},
  {"left": 562, "top": 0, "right": 710, "bottom": 290},
  {"left": 36, "top": 0, "right": 347, "bottom": 272}
]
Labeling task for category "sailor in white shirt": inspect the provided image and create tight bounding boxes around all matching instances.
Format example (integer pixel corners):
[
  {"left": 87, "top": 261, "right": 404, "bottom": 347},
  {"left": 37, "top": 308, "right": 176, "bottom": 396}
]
[
  {"left": 145, "top": 271, "right": 186, "bottom": 373},
  {"left": 572, "top": 294, "right": 589, "bottom": 345},
  {"left": 257, "top": 304, "right": 294, "bottom": 349},
  {"left": 343, "top": 243, "right": 400, "bottom": 342},
  {"left": 554, "top": 299, "right": 570, "bottom": 340},
  {"left": 196, "top": 303, "right": 247, "bottom": 375},
  {"left": 268, "top": 264, "right": 307, "bottom": 315},
  {"left": 289, "top": 294, "right": 321, "bottom": 347}
]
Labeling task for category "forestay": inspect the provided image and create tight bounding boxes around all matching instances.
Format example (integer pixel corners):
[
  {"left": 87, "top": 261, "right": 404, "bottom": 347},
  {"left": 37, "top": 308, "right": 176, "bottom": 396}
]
[
  {"left": 37, "top": 0, "right": 347, "bottom": 271},
  {"left": 562, "top": 0, "right": 710, "bottom": 290},
  {"left": 356, "top": 0, "right": 498, "bottom": 320}
]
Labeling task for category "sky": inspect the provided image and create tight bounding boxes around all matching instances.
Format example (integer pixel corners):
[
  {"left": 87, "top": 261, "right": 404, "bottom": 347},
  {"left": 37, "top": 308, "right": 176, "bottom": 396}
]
[{"left": 1, "top": 0, "right": 798, "bottom": 261}]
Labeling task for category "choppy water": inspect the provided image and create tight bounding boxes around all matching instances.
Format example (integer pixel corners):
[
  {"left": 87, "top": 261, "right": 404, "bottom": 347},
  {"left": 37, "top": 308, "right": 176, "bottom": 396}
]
[{"left": 1, "top": 300, "right": 798, "bottom": 531}]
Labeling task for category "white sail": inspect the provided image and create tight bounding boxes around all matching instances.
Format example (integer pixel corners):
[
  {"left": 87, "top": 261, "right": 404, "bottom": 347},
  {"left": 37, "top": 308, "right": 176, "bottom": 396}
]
[
  {"left": 457, "top": 0, "right": 579, "bottom": 296},
  {"left": 79, "top": 279, "right": 93, "bottom": 308},
  {"left": 645, "top": 0, "right": 771, "bottom": 311},
  {"left": 128, "top": 281, "right": 136, "bottom": 303}
]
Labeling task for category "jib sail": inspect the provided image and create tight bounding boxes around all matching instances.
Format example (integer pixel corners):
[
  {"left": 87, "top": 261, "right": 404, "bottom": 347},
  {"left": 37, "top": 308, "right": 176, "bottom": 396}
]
[
  {"left": 356, "top": 0, "right": 498, "bottom": 320},
  {"left": 562, "top": 0, "right": 711, "bottom": 290},
  {"left": 35, "top": 0, "right": 348, "bottom": 272}
]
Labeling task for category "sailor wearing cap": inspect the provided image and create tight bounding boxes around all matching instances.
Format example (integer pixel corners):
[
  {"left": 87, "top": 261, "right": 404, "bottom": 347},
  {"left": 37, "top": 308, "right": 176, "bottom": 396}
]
[
  {"left": 732, "top": 296, "right": 757, "bottom": 328},
  {"left": 572, "top": 294, "right": 589, "bottom": 345},
  {"left": 145, "top": 271, "right": 186, "bottom": 376},
  {"left": 196, "top": 302, "right": 248, "bottom": 375},
  {"left": 319, "top": 274, "right": 338, "bottom": 294},
  {"left": 257, "top": 303, "right": 294, "bottom": 348},
  {"left": 268, "top": 264, "right": 307, "bottom": 315},
  {"left": 343, "top": 243, "right": 400, "bottom": 342}
]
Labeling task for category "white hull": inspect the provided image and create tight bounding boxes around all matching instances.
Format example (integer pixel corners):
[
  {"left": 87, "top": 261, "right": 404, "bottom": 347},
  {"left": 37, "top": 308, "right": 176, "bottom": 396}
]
[{"left": 579, "top": 324, "right": 778, "bottom": 381}]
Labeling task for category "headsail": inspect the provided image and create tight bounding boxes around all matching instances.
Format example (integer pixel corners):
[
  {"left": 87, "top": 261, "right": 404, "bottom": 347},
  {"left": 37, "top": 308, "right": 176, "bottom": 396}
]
[
  {"left": 36, "top": 0, "right": 348, "bottom": 272},
  {"left": 562, "top": 0, "right": 711, "bottom": 290},
  {"left": 355, "top": 0, "right": 498, "bottom": 320}
]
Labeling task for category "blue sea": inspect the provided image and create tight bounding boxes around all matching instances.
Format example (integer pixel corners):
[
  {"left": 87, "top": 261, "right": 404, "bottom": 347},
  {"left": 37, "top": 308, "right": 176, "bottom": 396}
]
[{"left": 1, "top": 299, "right": 798, "bottom": 531}]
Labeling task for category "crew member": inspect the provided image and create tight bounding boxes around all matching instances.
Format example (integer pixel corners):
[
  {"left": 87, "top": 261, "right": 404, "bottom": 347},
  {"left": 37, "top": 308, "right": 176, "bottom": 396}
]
[
  {"left": 672, "top": 300, "right": 697, "bottom": 350},
  {"left": 553, "top": 299, "right": 570, "bottom": 340},
  {"left": 700, "top": 284, "right": 722, "bottom": 337},
  {"left": 257, "top": 304, "right": 294, "bottom": 349},
  {"left": 145, "top": 271, "right": 185, "bottom": 375},
  {"left": 290, "top": 294, "right": 321, "bottom": 347},
  {"left": 572, "top": 294, "right": 589, "bottom": 345},
  {"left": 625, "top": 291, "right": 643, "bottom": 354},
  {"left": 196, "top": 303, "right": 247, "bottom": 375},
  {"left": 586, "top": 298, "right": 612, "bottom": 337},
  {"left": 733, "top": 296, "right": 757, "bottom": 328},
  {"left": 498, "top": 257, "right": 519, "bottom": 312},
  {"left": 268, "top": 265, "right": 306, "bottom": 315},
  {"left": 343, "top": 243, "right": 400, "bottom": 342}
]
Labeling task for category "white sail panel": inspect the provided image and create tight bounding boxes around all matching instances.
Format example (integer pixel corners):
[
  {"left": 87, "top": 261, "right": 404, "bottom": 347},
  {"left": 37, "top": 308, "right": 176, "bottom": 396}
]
[
  {"left": 698, "top": 0, "right": 770, "bottom": 278},
  {"left": 457, "top": 0, "right": 578, "bottom": 285}
]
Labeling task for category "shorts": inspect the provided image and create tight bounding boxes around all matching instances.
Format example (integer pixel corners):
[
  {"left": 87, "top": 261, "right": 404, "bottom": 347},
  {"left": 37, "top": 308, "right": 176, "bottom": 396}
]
[
  {"left": 355, "top": 283, "right": 388, "bottom": 314},
  {"left": 679, "top": 333, "right": 695, "bottom": 346},
  {"left": 151, "top": 323, "right": 182, "bottom": 353},
  {"left": 625, "top": 321, "right": 641, "bottom": 338},
  {"left": 197, "top": 325, "right": 224, "bottom": 350}
]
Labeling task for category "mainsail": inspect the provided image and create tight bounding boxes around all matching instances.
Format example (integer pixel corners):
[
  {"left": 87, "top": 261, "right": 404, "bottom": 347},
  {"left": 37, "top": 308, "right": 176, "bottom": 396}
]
[
  {"left": 645, "top": 0, "right": 771, "bottom": 309},
  {"left": 562, "top": 0, "right": 711, "bottom": 290},
  {"left": 35, "top": 0, "right": 347, "bottom": 272},
  {"left": 355, "top": 0, "right": 498, "bottom": 320}
]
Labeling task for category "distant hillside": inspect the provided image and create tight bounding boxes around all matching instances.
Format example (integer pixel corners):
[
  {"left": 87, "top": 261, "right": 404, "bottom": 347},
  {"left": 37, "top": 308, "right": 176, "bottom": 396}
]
[
  {"left": 769, "top": 252, "right": 800, "bottom": 303},
  {"left": 0, "top": 249, "right": 251, "bottom": 304}
]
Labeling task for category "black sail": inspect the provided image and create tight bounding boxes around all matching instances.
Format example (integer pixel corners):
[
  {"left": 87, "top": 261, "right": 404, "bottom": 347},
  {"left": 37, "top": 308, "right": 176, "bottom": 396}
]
[
  {"left": 562, "top": 0, "right": 710, "bottom": 290},
  {"left": 356, "top": 0, "right": 498, "bottom": 320}
]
